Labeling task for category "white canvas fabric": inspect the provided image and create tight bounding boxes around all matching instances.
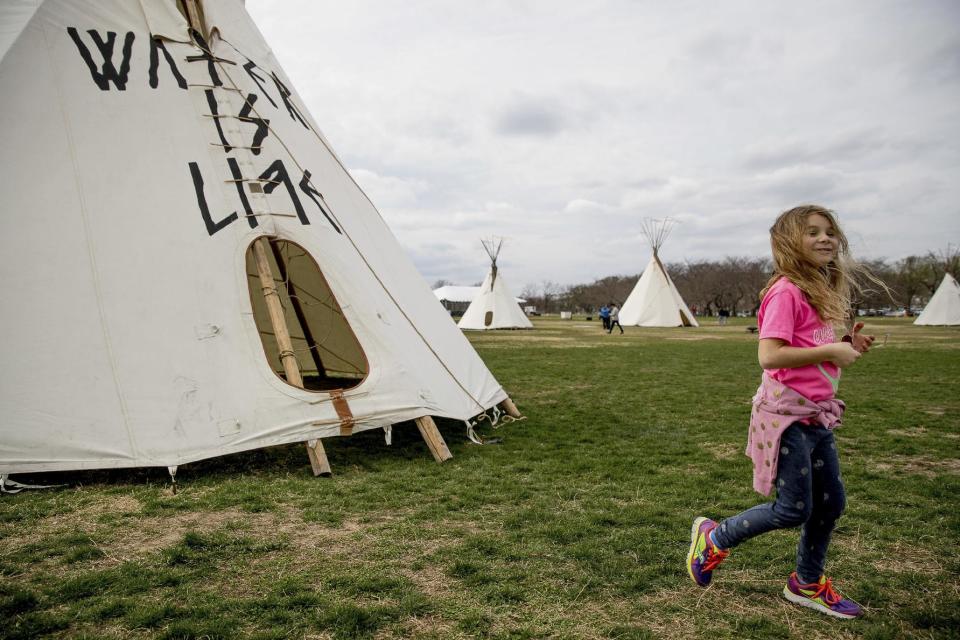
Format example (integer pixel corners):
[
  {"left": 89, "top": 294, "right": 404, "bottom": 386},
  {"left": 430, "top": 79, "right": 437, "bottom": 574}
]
[
  {"left": 458, "top": 270, "right": 532, "bottom": 330},
  {"left": 0, "top": 0, "right": 44, "bottom": 60},
  {"left": 619, "top": 256, "right": 699, "bottom": 327},
  {"left": 914, "top": 273, "right": 960, "bottom": 326},
  {"left": 0, "top": 0, "right": 508, "bottom": 474}
]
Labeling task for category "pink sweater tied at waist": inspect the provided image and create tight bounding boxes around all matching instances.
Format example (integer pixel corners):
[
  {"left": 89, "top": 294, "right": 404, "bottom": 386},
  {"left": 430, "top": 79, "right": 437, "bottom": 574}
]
[{"left": 747, "top": 373, "right": 845, "bottom": 496}]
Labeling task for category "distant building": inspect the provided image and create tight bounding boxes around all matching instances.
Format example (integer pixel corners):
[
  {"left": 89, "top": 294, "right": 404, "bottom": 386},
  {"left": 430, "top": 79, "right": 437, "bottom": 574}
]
[{"left": 433, "top": 285, "right": 526, "bottom": 317}]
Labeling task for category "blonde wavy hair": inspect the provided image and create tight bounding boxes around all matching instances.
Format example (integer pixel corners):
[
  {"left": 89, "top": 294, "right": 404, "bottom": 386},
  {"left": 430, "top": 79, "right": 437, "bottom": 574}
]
[{"left": 761, "top": 204, "right": 882, "bottom": 327}]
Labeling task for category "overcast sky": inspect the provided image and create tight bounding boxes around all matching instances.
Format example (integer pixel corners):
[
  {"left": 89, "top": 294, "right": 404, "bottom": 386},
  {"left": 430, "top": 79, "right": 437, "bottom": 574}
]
[{"left": 246, "top": 0, "right": 960, "bottom": 291}]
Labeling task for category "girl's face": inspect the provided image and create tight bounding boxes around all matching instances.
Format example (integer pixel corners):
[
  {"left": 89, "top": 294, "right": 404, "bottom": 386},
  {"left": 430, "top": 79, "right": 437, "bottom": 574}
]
[{"left": 801, "top": 213, "right": 839, "bottom": 267}]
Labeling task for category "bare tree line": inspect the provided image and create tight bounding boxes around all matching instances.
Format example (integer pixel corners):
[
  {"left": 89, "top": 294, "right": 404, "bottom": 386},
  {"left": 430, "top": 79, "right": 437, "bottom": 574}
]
[{"left": 519, "top": 247, "right": 959, "bottom": 316}]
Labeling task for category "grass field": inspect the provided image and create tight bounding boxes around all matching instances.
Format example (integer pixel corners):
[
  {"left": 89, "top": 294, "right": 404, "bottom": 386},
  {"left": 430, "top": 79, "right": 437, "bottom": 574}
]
[{"left": 2, "top": 316, "right": 958, "bottom": 640}]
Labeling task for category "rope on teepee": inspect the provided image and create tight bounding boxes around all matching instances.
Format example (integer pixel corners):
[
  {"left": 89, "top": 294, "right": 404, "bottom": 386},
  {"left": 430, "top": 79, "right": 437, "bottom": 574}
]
[
  {"left": 0, "top": 475, "right": 66, "bottom": 494},
  {"left": 464, "top": 404, "right": 526, "bottom": 444}
]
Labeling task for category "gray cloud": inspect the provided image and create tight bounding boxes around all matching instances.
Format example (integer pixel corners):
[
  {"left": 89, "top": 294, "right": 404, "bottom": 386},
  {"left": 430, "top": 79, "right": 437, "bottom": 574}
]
[
  {"left": 250, "top": 0, "right": 960, "bottom": 287},
  {"left": 742, "top": 129, "right": 889, "bottom": 171},
  {"left": 494, "top": 98, "right": 566, "bottom": 137}
]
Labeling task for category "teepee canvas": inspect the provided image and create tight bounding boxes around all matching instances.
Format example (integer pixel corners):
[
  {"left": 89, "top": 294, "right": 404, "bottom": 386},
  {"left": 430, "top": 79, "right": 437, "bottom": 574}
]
[
  {"left": 458, "top": 239, "right": 532, "bottom": 330},
  {"left": 619, "top": 219, "right": 698, "bottom": 327},
  {"left": 914, "top": 273, "right": 960, "bottom": 326},
  {"left": 0, "top": 0, "right": 518, "bottom": 479}
]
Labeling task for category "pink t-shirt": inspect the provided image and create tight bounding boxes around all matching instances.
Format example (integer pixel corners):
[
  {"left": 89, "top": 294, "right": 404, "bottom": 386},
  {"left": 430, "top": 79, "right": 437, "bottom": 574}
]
[{"left": 758, "top": 277, "right": 839, "bottom": 402}]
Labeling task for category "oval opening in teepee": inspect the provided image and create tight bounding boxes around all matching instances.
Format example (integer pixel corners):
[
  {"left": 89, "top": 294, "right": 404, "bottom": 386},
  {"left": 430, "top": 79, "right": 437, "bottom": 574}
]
[{"left": 245, "top": 238, "right": 368, "bottom": 391}]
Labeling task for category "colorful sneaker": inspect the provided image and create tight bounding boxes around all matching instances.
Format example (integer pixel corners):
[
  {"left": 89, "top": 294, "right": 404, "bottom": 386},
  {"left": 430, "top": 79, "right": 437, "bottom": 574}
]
[
  {"left": 783, "top": 572, "right": 864, "bottom": 619},
  {"left": 686, "top": 516, "right": 729, "bottom": 587}
]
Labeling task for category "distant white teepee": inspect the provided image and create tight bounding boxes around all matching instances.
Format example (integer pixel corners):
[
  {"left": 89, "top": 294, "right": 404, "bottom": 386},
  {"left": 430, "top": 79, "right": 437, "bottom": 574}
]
[
  {"left": 914, "top": 273, "right": 960, "bottom": 326},
  {"left": 619, "top": 219, "right": 698, "bottom": 327},
  {"left": 458, "top": 239, "right": 533, "bottom": 330}
]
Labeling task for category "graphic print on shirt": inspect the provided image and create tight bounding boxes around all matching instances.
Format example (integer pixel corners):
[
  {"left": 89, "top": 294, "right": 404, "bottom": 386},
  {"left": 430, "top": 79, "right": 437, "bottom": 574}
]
[{"left": 812, "top": 324, "right": 840, "bottom": 392}]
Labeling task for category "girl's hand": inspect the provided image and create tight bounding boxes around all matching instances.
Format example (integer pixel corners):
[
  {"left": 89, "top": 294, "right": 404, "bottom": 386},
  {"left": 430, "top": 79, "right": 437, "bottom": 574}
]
[
  {"left": 848, "top": 322, "right": 876, "bottom": 353},
  {"left": 828, "top": 342, "right": 861, "bottom": 367}
]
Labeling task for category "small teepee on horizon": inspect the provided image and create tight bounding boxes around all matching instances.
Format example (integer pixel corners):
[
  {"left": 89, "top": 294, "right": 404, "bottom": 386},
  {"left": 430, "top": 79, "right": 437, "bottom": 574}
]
[
  {"left": 619, "top": 219, "right": 699, "bottom": 327},
  {"left": 914, "top": 273, "right": 960, "bottom": 326},
  {"left": 458, "top": 239, "right": 533, "bottom": 330}
]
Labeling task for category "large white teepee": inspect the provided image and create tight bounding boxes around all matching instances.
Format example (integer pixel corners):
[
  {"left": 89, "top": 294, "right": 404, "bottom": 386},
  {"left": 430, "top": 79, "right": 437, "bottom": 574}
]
[
  {"left": 914, "top": 273, "right": 960, "bottom": 326},
  {"left": 619, "top": 219, "right": 699, "bottom": 327},
  {"left": 0, "top": 0, "right": 513, "bottom": 478},
  {"left": 458, "top": 239, "right": 533, "bottom": 330}
]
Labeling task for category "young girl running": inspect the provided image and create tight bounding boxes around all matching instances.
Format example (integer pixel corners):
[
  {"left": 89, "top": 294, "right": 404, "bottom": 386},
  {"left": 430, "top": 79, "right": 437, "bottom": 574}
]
[{"left": 686, "top": 205, "right": 879, "bottom": 619}]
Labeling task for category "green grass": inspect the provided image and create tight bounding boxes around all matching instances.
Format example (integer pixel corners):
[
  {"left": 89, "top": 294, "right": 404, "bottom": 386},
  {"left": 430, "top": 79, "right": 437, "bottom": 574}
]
[{"left": 1, "top": 316, "right": 958, "bottom": 639}]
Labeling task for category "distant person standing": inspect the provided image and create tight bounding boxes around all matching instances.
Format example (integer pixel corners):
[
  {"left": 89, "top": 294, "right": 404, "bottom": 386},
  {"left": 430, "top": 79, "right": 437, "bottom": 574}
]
[
  {"left": 608, "top": 302, "right": 624, "bottom": 334},
  {"left": 718, "top": 308, "right": 730, "bottom": 326},
  {"left": 599, "top": 304, "right": 611, "bottom": 331}
]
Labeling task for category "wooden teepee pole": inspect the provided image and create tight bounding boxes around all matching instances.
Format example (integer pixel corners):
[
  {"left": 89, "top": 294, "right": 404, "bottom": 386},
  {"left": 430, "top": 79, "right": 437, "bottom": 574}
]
[
  {"left": 182, "top": 0, "right": 205, "bottom": 35},
  {"left": 252, "top": 239, "right": 302, "bottom": 386},
  {"left": 268, "top": 241, "right": 327, "bottom": 378},
  {"left": 252, "top": 238, "right": 331, "bottom": 476},
  {"left": 182, "top": 4, "right": 330, "bottom": 476},
  {"left": 482, "top": 237, "right": 502, "bottom": 289}
]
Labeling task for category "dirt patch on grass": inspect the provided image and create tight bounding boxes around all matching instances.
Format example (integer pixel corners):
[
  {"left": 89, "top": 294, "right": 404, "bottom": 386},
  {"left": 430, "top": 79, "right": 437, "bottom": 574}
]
[
  {"left": 708, "top": 442, "right": 741, "bottom": 461},
  {"left": 519, "top": 383, "right": 594, "bottom": 399},
  {"left": 0, "top": 500, "right": 389, "bottom": 582},
  {"left": 49, "top": 493, "right": 143, "bottom": 526},
  {"left": 486, "top": 335, "right": 569, "bottom": 342},
  {"left": 0, "top": 493, "right": 141, "bottom": 552},
  {"left": 872, "top": 455, "right": 960, "bottom": 478},
  {"left": 116, "top": 508, "right": 255, "bottom": 554},
  {"left": 389, "top": 614, "right": 457, "bottom": 639},
  {"left": 87, "top": 493, "right": 143, "bottom": 516},
  {"left": 401, "top": 560, "right": 456, "bottom": 601},
  {"left": 883, "top": 541, "right": 944, "bottom": 574},
  {"left": 544, "top": 597, "right": 646, "bottom": 639},
  {"left": 272, "top": 508, "right": 366, "bottom": 552},
  {"left": 83, "top": 510, "right": 259, "bottom": 566},
  {"left": 631, "top": 586, "right": 703, "bottom": 638},
  {"left": 886, "top": 426, "right": 929, "bottom": 437}
]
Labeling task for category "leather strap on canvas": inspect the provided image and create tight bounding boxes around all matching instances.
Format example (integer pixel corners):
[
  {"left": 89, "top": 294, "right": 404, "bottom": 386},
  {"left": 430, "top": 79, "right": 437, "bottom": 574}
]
[{"left": 330, "top": 390, "right": 355, "bottom": 435}]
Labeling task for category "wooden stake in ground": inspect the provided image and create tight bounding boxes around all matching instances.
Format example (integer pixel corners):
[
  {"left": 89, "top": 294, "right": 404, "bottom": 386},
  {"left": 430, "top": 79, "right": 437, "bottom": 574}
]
[
  {"left": 499, "top": 397, "right": 522, "bottom": 418},
  {"left": 415, "top": 416, "right": 452, "bottom": 462}
]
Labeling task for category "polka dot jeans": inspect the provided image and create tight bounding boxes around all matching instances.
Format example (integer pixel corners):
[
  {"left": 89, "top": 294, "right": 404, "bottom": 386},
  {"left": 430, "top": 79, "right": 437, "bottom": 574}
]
[{"left": 712, "top": 422, "right": 846, "bottom": 583}]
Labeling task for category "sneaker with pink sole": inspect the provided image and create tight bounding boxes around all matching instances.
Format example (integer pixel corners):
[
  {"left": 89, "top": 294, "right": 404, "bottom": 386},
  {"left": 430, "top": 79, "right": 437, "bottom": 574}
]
[
  {"left": 783, "top": 572, "right": 864, "bottom": 619},
  {"left": 686, "top": 516, "right": 729, "bottom": 587}
]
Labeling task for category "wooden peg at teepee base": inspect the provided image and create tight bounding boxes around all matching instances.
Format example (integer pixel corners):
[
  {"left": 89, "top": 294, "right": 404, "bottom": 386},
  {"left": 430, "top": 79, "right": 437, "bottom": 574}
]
[
  {"left": 306, "top": 439, "right": 332, "bottom": 476},
  {"left": 415, "top": 416, "right": 453, "bottom": 463},
  {"left": 499, "top": 397, "right": 522, "bottom": 419}
]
